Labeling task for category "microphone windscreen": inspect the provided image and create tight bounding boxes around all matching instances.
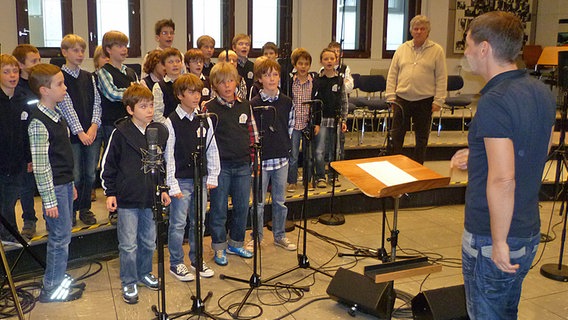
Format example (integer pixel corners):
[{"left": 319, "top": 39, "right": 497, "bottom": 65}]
[
  {"left": 146, "top": 127, "right": 158, "bottom": 148},
  {"left": 145, "top": 121, "right": 169, "bottom": 146}
]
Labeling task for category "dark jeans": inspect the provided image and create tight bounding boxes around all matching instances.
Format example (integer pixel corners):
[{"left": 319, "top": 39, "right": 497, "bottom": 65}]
[
  {"left": 0, "top": 172, "right": 24, "bottom": 240},
  {"left": 72, "top": 134, "right": 103, "bottom": 214},
  {"left": 288, "top": 129, "right": 314, "bottom": 185},
  {"left": 390, "top": 96, "right": 434, "bottom": 164},
  {"left": 20, "top": 170, "right": 38, "bottom": 222}
]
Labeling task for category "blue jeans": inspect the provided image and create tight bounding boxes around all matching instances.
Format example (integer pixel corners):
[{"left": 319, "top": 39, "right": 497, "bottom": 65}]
[
  {"left": 20, "top": 171, "right": 38, "bottom": 222},
  {"left": 43, "top": 182, "right": 73, "bottom": 291},
  {"left": 71, "top": 135, "right": 102, "bottom": 214},
  {"left": 209, "top": 162, "right": 251, "bottom": 251},
  {"left": 288, "top": 129, "right": 313, "bottom": 185},
  {"left": 117, "top": 207, "right": 156, "bottom": 286},
  {"left": 168, "top": 178, "right": 207, "bottom": 266},
  {"left": 0, "top": 172, "right": 24, "bottom": 240},
  {"left": 314, "top": 126, "right": 336, "bottom": 181},
  {"left": 462, "top": 229, "right": 539, "bottom": 320},
  {"left": 253, "top": 164, "right": 288, "bottom": 241}
]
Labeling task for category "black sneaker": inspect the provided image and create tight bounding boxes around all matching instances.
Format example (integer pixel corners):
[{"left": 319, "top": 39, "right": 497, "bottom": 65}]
[
  {"left": 138, "top": 273, "right": 159, "bottom": 290},
  {"left": 122, "top": 284, "right": 138, "bottom": 304},
  {"left": 108, "top": 212, "right": 118, "bottom": 225},
  {"left": 79, "top": 211, "right": 97, "bottom": 225}
]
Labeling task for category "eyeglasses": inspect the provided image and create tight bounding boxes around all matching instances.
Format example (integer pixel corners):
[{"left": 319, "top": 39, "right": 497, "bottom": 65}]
[{"left": 161, "top": 31, "right": 175, "bottom": 36}]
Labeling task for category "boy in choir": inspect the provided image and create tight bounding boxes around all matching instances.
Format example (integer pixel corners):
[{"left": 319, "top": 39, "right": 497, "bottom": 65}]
[
  {"left": 204, "top": 62, "right": 256, "bottom": 266},
  {"left": 215, "top": 50, "right": 247, "bottom": 100},
  {"left": 197, "top": 35, "right": 216, "bottom": 76},
  {"left": 262, "top": 42, "right": 279, "bottom": 60},
  {"left": 93, "top": 45, "right": 109, "bottom": 71},
  {"left": 287, "top": 48, "right": 318, "bottom": 193},
  {"left": 313, "top": 48, "right": 347, "bottom": 189},
  {"left": 141, "top": 49, "right": 165, "bottom": 90},
  {"left": 326, "top": 41, "right": 354, "bottom": 94},
  {"left": 0, "top": 54, "right": 31, "bottom": 244},
  {"left": 28, "top": 63, "right": 85, "bottom": 302},
  {"left": 96, "top": 30, "right": 138, "bottom": 225},
  {"left": 165, "top": 73, "right": 220, "bottom": 281},
  {"left": 142, "top": 19, "right": 183, "bottom": 77},
  {"left": 184, "top": 48, "right": 211, "bottom": 105},
  {"left": 152, "top": 48, "right": 183, "bottom": 123},
  {"left": 100, "top": 84, "right": 171, "bottom": 304},
  {"left": 58, "top": 34, "right": 101, "bottom": 227},
  {"left": 247, "top": 58, "right": 297, "bottom": 251},
  {"left": 232, "top": 33, "right": 255, "bottom": 95},
  {"left": 12, "top": 44, "right": 41, "bottom": 239}
]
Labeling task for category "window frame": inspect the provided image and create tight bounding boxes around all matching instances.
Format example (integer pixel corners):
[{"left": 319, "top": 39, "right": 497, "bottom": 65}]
[
  {"left": 15, "top": 0, "right": 74, "bottom": 58},
  {"left": 246, "top": 0, "right": 293, "bottom": 58},
  {"left": 331, "top": 0, "right": 373, "bottom": 59},
  {"left": 86, "top": 0, "right": 141, "bottom": 57},
  {"left": 382, "top": 0, "right": 422, "bottom": 59},
  {"left": 186, "top": 0, "right": 235, "bottom": 55}
]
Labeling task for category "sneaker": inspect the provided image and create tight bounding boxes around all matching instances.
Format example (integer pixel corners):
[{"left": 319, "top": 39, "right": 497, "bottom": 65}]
[
  {"left": 191, "top": 262, "right": 215, "bottom": 278},
  {"left": 227, "top": 245, "right": 253, "bottom": 258},
  {"left": 21, "top": 220, "right": 36, "bottom": 239},
  {"left": 214, "top": 249, "right": 228, "bottom": 266},
  {"left": 287, "top": 183, "right": 297, "bottom": 193},
  {"left": 245, "top": 238, "right": 264, "bottom": 252},
  {"left": 108, "top": 212, "right": 118, "bottom": 226},
  {"left": 122, "top": 284, "right": 138, "bottom": 304},
  {"left": 38, "top": 274, "right": 84, "bottom": 303},
  {"left": 138, "top": 273, "right": 159, "bottom": 290},
  {"left": 274, "top": 238, "right": 297, "bottom": 251},
  {"left": 169, "top": 264, "right": 195, "bottom": 282},
  {"left": 316, "top": 179, "right": 327, "bottom": 188},
  {"left": 79, "top": 211, "right": 97, "bottom": 225}
]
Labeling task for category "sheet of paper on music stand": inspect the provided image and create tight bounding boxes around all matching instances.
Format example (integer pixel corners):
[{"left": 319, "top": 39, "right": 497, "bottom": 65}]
[{"left": 357, "top": 161, "right": 417, "bottom": 186}]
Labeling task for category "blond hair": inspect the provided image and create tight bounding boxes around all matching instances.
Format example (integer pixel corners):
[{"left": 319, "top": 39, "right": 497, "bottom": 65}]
[
  {"left": 61, "top": 34, "right": 87, "bottom": 50},
  {"left": 209, "top": 62, "right": 239, "bottom": 91}
]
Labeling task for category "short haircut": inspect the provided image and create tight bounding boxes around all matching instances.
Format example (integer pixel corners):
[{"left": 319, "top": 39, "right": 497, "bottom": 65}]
[
  {"left": 12, "top": 44, "right": 39, "bottom": 64},
  {"left": 254, "top": 57, "right": 280, "bottom": 80},
  {"left": 143, "top": 50, "right": 163, "bottom": 75},
  {"left": 232, "top": 33, "right": 251, "bottom": 47},
  {"left": 410, "top": 15, "right": 431, "bottom": 32},
  {"left": 184, "top": 49, "right": 204, "bottom": 66},
  {"left": 291, "top": 48, "right": 312, "bottom": 65},
  {"left": 61, "top": 34, "right": 87, "bottom": 50},
  {"left": 262, "top": 42, "right": 278, "bottom": 54},
  {"left": 93, "top": 45, "right": 105, "bottom": 69},
  {"left": 327, "top": 41, "right": 341, "bottom": 49},
  {"left": 217, "top": 50, "right": 238, "bottom": 62},
  {"left": 320, "top": 48, "right": 336, "bottom": 61},
  {"left": 197, "top": 35, "right": 215, "bottom": 48},
  {"left": 468, "top": 11, "right": 523, "bottom": 63},
  {"left": 29, "top": 63, "right": 60, "bottom": 97},
  {"left": 102, "top": 30, "right": 129, "bottom": 58},
  {"left": 209, "top": 62, "right": 239, "bottom": 90},
  {"left": 155, "top": 19, "right": 175, "bottom": 35},
  {"left": 160, "top": 48, "right": 183, "bottom": 64},
  {"left": 0, "top": 54, "right": 20, "bottom": 70},
  {"left": 173, "top": 73, "right": 204, "bottom": 98},
  {"left": 123, "top": 83, "right": 153, "bottom": 110}
]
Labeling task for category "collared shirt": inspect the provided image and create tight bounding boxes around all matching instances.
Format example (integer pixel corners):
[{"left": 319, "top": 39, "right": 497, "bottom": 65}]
[
  {"left": 164, "top": 105, "right": 221, "bottom": 195},
  {"left": 28, "top": 104, "right": 68, "bottom": 208},
  {"left": 291, "top": 74, "right": 313, "bottom": 130},
  {"left": 58, "top": 65, "right": 102, "bottom": 135},
  {"left": 152, "top": 75, "right": 176, "bottom": 123},
  {"left": 237, "top": 56, "right": 248, "bottom": 68},
  {"left": 210, "top": 77, "right": 248, "bottom": 101},
  {"left": 96, "top": 64, "right": 131, "bottom": 102}
]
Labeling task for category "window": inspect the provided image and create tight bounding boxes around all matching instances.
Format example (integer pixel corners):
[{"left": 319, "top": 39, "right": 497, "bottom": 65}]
[
  {"left": 87, "top": 0, "right": 141, "bottom": 57},
  {"left": 332, "top": 0, "right": 372, "bottom": 59},
  {"left": 187, "top": 0, "right": 235, "bottom": 51},
  {"left": 247, "top": 0, "right": 292, "bottom": 58},
  {"left": 15, "top": 0, "right": 73, "bottom": 57},
  {"left": 382, "top": 0, "right": 422, "bottom": 58}
]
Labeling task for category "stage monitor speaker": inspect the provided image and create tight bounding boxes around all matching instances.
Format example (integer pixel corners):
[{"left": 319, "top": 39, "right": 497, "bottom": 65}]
[
  {"left": 326, "top": 267, "right": 396, "bottom": 319},
  {"left": 411, "top": 284, "right": 469, "bottom": 320},
  {"left": 559, "top": 51, "right": 568, "bottom": 90}
]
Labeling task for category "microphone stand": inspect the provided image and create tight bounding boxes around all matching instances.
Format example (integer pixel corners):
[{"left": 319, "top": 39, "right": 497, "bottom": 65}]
[{"left": 219, "top": 108, "right": 308, "bottom": 319}]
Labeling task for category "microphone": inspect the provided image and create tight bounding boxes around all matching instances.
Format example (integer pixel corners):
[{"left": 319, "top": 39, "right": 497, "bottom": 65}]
[
  {"left": 301, "top": 99, "right": 322, "bottom": 105},
  {"left": 142, "top": 123, "right": 168, "bottom": 174}
]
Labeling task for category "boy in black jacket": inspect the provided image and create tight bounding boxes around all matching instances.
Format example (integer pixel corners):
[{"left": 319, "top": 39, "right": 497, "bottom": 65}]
[{"left": 100, "top": 84, "right": 171, "bottom": 304}]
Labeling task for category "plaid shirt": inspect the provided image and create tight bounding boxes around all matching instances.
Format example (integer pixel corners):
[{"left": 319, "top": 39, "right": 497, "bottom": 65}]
[
  {"left": 291, "top": 74, "right": 313, "bottom": 130},
  {"left": 96, "top": 64, "right": 135, "bottom": 102},
  {"left": 28, "top": 104, "right": 70, "bottom": 209},
  {"left": 58, "top": 65, "right": 102, "bottom": 135},
  {"left": 258, "top": 90, "right": 294, "bottom": 171}
]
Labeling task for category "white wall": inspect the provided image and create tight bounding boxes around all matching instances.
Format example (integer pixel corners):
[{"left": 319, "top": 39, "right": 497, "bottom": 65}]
[{"left": 0, "top": 0, "right": 565, "bottom": 93}]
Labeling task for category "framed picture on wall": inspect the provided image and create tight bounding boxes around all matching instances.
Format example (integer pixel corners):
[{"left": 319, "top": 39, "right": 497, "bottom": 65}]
[{"left": 451, "top": 0, "right": 536, "bottom": 55}]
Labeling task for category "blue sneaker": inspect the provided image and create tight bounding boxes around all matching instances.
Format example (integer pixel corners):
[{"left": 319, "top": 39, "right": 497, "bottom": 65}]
[
  {"left": 138, "top": 273, "right": 159, "bottom": 291},
  {"left": 214, "top": 249, "right": 228, "bottom": 266},
  {"left": 227, "top": 245, "right": 253, "bottom": 258}
]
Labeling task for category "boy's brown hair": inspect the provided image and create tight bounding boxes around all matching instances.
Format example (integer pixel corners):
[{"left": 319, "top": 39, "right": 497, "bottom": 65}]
[
  {"left": 123, "top": 84, "right": 153, "bottom": 110},
  {"left": 160, "top": 48, "right": 183, "bottom": 64},
  {"left": 291, "top": 48, "right": 312, "bottom": 66},
  {"left": 173, "top": 73, "right": 204, "bottom": 98},
  {"left": 209, "top": 62, "right": 239, "bottom": 91},
  {"left": 143, "top": 50, "right": 163, "bottom": 75},
  {"left": 184, "top": 49, "right": 204, "bottom": 66},
  {"left": 61, "top": 34, "right": 87, "bottom": 50},
  {"left": 197, "top": 35, "right": 215, "bottom": 49},
  {"left": 0, "top": 54, "right": 20, "bottom": 70},
  {"left": 231, "top": 33, "right": 251, "bottom": 47},
  {"left": 155, "top": 19, "right": 175, "bottom": 36},
  {"left": 320, "top": 48, "right": 336, "bottom": 61},
  {"left": 28, "top": 64, "right": 60, "bottom": 97},
  {"left": 102, "top": 30, "right": 129, "bottom": 58},
  {"left": 93, "top": 45, "right": 106, "bottom": 70},
  {"left": 12, "top": 44, "right": 39, "bottom": 64},
  {"left": 327, "top": 41, "right": 341, "bottom": 50},
  {"left": 262, "top": 42, "right": 278, "bottom": 55},
  {"left": 253, "top": 56, "right": 280, "bottom": 80}
]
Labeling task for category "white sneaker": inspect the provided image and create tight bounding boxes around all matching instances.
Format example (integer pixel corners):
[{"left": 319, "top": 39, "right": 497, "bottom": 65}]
[
  {"left": 245, "top": 238, "right": 264, "bottom": 252},
  {"left": 169, "top": 264, "right": 195, "bottom": 282},
  {"left": 274, "top": 238, "right": 297, "bottom": 251},
  {"left": 191, "top": 262, "right": 215, "bottom": 278}
]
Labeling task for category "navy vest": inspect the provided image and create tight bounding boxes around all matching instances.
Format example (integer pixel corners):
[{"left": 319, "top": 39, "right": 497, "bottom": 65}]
[
  {"left": 168, "top": 111, "right": 209, "bottom": 178},
  {"left": 158, "top": 80, "right": 177, "bottom": 118},
  {"left": 63, "top": 69, "right": 95, "bottom": 144}
]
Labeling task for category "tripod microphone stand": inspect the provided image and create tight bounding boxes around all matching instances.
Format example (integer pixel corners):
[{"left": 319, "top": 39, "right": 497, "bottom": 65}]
[{"left": 219, "top": 107, "right": 308, "bottom": 319}]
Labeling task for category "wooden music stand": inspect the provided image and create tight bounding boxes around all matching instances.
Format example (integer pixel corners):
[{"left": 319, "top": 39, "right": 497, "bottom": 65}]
[{"left": 331, "top": 155, "right": 450, "bottom": 282}]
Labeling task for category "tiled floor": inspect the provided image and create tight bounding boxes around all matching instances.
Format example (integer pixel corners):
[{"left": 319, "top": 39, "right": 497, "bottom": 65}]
[{"left": 7, "top": 197, "right": 568, "bottom": 319}]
